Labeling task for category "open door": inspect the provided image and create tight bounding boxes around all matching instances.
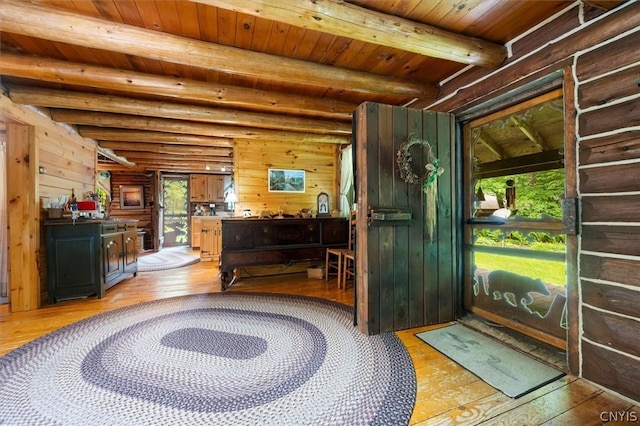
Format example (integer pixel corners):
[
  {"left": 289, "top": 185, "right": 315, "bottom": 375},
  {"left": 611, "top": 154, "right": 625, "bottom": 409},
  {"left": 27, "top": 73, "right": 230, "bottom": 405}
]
[
  {"left": 354, "top": 102, "right": 458, "bottom": 335},
  {"left": 462, "top": 89, "right": 570, "bottom": 349}
]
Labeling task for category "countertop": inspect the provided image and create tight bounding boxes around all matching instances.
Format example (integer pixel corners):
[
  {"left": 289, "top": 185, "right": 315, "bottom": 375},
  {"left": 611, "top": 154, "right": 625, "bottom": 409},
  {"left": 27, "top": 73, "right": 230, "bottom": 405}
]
[{"left": 44, "top": 218, "right": 138, "bottom": 226}]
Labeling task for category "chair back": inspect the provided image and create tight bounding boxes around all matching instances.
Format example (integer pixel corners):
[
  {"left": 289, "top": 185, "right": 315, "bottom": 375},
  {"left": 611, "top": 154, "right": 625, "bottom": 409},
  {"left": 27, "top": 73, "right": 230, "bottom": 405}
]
[{"left": 348, "top": 210, "right": 356, "bottom": 250}]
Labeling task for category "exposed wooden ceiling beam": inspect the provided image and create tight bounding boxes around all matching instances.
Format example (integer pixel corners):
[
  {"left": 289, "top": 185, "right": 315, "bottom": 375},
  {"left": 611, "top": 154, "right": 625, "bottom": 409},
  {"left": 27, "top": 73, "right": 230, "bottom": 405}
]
[
  {"left": 96, "top": 146, "right": 138, "bottom": 170},
  {"left": 476, "top": 129, "right": 506, "bottom": 160},
  {"left": 7, "top": 85, "right": 351, "bottom": 135},
  {"left": 79, "top": 128, "right": 233, "bottom": 147},
  {"left": 0, "top": 53, "right": 355, "bottom": 120},
  {"left": 509, "top": 116, "right": 550, "bottom": 152},
  {"left": 98, "top": 141, "right": 233, "bottom": 158},
  {"left": 129, "top": 160, "right": 231, "bottom": 173},
  {"left": 195, "top": 0, "right": 507, "bottom": 68},
  {"left": 113, "top": 152, "right": 232, "bottom": 163},
  {"left": 0, "top": 0, "right": 437, "bottom": 99},
  {"left": 49, "top": 110, "right": 352, "bottom": 144}
]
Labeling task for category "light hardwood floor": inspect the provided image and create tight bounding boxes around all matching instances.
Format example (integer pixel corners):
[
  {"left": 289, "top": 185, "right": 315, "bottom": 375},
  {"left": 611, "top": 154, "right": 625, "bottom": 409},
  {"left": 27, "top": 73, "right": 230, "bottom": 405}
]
[{"left": 1, "top": 253, "right": 638, "bottom": 425}]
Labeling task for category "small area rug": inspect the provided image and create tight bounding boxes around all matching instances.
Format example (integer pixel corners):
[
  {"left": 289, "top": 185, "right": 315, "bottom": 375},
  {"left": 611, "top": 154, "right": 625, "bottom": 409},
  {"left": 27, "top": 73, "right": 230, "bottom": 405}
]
[
  {"left": 137, "top": 247, "right": 200, "bottom": 272},
  {"left": 416, "top": 323, "right": 564, "bottom": 398},
  {"left": 0, "top": 293, "right": 415, "bottom": 425}
]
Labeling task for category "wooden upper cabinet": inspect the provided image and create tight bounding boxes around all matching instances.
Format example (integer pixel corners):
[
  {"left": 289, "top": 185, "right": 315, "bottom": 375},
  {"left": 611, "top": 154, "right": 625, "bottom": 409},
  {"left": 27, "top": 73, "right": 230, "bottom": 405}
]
[
  {"left": 190, "top": 174, "right": 224, "bottom": 202},
  {"left": 190, "top": 175, "right": 207, "bottom": 202},
  {"left": 207, "top": 175, "right": 224, "bottom": 202}
]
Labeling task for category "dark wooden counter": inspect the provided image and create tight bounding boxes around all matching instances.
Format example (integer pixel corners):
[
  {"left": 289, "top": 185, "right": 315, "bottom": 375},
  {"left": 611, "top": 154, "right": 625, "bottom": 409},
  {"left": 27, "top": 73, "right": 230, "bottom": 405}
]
[{"left": 220, "top": 217, "right": 348, "bottom": 290}]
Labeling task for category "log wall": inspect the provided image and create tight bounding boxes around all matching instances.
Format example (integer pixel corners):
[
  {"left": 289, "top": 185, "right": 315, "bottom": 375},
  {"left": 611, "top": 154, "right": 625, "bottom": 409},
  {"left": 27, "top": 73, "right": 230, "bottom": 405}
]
[
  {"left": 233, "top": 140, "right": 340, "bottom": 216},
  {"left": 108, "top": 172, "right": 153, "bottom": 238},
  {"left": 575, "top": 23, "right": 640, "bottom": 403},
  {"left": 426, "top": 2, "right": 640, "bottom": 402}
]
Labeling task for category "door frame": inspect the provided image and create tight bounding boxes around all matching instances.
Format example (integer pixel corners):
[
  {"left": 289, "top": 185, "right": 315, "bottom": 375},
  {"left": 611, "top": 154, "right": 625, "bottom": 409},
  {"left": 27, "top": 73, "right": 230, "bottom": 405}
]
[
  {"left": 457, "top": 69, "right": 578, "bottom": 370},
  {"left": 161, "top": 174, "right": 190, "bottom": 247}
]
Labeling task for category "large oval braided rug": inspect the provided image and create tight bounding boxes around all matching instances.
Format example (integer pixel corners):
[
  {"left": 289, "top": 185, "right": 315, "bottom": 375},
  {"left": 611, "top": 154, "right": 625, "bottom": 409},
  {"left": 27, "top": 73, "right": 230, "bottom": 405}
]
[{"left": 0, "top": 293, "right": 415, "bottom": 425}]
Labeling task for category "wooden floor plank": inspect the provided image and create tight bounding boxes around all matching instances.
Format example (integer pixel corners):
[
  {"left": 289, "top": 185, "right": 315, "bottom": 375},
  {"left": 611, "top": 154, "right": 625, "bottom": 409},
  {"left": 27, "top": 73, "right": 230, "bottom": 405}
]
[
  {"left": 539, "top": 392, "right": 638, "bottom": 425},
  {"left": 0, "top": 254, "right": 636, "bottom": 425}
]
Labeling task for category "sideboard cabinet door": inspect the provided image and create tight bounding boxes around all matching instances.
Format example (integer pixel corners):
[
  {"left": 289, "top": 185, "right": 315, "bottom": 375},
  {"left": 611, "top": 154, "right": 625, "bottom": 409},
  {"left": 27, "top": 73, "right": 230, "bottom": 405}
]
[{"left": 46, "top": 224, "right": 100, "bottom": 303}]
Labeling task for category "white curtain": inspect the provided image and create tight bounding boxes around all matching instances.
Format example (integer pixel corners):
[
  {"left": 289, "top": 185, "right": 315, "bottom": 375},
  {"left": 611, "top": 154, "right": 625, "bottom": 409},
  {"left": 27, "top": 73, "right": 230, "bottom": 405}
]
[
  {"left": 339, "top": 145, "right": 354, "bottom": 217},
  {"left": 0, "top": 138, "right": 7, "bottom": 300}
]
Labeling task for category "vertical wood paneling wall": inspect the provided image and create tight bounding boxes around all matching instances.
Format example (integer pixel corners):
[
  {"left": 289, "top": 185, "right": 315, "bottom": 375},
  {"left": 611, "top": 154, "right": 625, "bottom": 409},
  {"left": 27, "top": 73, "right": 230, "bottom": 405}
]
[
  {"left": 426, "top": 2, "right": 639, "bottom": 402},
  {"left": 1, "top": 96, "right": 97, "bottom": 310},
  {"left": 234, "top": 140, "right": 340, "bottom": 216}
]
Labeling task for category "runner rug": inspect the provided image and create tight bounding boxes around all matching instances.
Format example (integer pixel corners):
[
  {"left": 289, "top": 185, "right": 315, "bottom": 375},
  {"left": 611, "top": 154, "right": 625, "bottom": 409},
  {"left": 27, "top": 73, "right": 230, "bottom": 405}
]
[
  {"left": 137, "top": 247, "right": 200, "bottom": 272},
  {"left": 0, "top": 293, "right": 415, "bottom": 425},
  {"left": 415, "top": 323, "right": 564, "bottom": 398}
]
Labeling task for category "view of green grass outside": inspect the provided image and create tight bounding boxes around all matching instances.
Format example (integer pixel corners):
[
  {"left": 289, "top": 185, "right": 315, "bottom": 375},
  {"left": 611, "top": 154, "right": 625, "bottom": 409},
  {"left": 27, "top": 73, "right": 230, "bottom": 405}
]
[
  {"left": 473, "top": 169, "right": 567, "bottom": 286},
  {"left": 474, "top": 252, "right": 566, "bottom": 286}
]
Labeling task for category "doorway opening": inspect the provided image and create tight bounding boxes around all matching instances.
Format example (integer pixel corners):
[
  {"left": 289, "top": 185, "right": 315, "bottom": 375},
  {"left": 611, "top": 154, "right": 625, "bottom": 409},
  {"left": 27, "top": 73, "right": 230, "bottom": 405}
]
[
  {"left": 162, "top": 175, "right": 189, "bottom": 247},
  {"left": 462, "top": 89, "right": 569, "bottom": 350}
]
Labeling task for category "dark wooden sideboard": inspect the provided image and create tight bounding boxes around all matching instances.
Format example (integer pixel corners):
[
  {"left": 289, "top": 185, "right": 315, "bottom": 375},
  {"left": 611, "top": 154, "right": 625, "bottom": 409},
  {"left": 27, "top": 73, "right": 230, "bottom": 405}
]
[
  {"left": 45, "top": 219, "right": 138, "bottom": 303},
  {"left": 220, "top": 217, "right": 348, "bottom": 290}
]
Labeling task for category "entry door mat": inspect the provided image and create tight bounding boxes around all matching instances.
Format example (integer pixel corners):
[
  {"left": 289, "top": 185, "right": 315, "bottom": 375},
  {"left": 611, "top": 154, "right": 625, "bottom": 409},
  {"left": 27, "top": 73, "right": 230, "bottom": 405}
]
[{"left": 415, "top": 323, "right": 565, "bottom": 398}]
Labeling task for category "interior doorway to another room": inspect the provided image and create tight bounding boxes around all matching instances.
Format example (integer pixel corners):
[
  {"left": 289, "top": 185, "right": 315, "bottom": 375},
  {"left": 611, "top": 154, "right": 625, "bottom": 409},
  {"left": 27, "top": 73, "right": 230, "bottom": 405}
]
[
  {"left": 462, "top": 89, "right": 571, "bottom": 350},
  {"left": 162, "top": 175, "right": 190, "bottom": 247}
]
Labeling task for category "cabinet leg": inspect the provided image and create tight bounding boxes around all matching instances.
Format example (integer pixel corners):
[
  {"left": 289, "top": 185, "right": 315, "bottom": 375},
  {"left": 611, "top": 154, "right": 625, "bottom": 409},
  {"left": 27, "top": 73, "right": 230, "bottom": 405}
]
[{"left": 220, "top": 271, "right": 237, "bottom": 291}]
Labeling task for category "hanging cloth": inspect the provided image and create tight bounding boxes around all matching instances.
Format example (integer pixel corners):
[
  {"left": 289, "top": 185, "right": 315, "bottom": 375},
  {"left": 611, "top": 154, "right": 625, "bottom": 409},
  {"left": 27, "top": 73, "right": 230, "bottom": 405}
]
[{"left": 339, "top": 145, "right": 354, "bottom": 217}]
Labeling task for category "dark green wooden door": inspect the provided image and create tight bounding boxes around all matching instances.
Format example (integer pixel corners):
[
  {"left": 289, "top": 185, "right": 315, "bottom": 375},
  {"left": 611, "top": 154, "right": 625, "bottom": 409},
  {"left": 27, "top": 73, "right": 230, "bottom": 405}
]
[{"left": 354, "top": 102, "right": 458, "bottom": 335}]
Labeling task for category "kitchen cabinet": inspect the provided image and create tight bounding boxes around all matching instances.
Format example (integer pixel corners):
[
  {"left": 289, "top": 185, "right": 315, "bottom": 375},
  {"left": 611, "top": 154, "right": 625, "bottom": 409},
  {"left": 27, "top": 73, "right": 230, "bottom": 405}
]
[
  {"left": 45, "top": 219, "right": 138, "bottom": 303},
  {"left": 190, "top": 174, "right": 224, "bottom": 202},
  {"left": 207, "top": 175, "right": 224, "bottom": 201},
  {"left": 200, "top": 218, "right": 222, "bottom": 262},
  {"left": 191, "top": 217, "right": 203, "bottom": 248}
]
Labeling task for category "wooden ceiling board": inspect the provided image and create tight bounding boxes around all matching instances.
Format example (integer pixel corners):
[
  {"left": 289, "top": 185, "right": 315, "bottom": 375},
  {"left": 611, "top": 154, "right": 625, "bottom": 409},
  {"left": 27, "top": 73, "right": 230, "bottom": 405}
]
[
  {"left": 235, "top": 13, "right": 257, "bottom": 51},
  {"left": 431, "top": 1, "right": 502, "bottom": 33},
  {"left": 176, "top": 2, "right": 203, "bottom": 40},
  {"left": 1, "top": 0, "right": 626, "bottom": 172},
  {"left": 216, "top": 7, "right": 239, "bottom": 46},
  {"left": 196, "top": 2, "right": 219, "bottom": 43},
  {"left": 478, "top": 2, "right": 570, "bottom": 42}
]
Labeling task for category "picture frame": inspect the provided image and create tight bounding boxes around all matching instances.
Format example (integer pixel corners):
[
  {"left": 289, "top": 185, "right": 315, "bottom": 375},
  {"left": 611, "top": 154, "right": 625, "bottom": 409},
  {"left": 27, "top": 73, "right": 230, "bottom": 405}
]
[
  {"left": 317, "top": 192, "right": 330, "bottom": 216},
  {"left": 119, "top": 185, "right": 144, "bottom": 210},
  {"left": 268, "top": 169, "right": 305, "bottom": 193}
]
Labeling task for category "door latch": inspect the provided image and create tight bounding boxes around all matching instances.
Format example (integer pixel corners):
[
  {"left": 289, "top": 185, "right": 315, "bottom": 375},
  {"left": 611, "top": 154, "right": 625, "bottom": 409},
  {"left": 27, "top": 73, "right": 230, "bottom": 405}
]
[{"left": 367, "top": 206, "right": 412, "bottom": 226}]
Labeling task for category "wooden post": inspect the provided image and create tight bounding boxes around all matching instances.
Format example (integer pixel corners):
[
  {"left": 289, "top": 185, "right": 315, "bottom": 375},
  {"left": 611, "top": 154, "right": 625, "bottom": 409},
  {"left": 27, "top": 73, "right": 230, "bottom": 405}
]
[{"left": 6, "top": 123, "right": 40, "bottom": 311}]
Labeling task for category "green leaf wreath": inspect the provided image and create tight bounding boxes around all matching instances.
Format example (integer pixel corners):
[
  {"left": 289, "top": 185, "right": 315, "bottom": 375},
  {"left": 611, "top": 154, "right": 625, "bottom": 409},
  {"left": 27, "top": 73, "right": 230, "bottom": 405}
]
[{"left": 396, "top": 135, "right": 444, "bottom": 241}]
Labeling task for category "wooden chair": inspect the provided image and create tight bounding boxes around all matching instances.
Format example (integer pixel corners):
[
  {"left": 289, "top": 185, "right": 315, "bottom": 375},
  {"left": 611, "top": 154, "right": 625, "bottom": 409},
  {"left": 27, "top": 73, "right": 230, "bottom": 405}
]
[
  {"left": 325, "top": 246, "right": 347, "bottom": 289},
  {"left": 341, "top": 212, "right": 356, "bottom": 289},
  {"left": 325, "top": 211, "right": 356, "bottom": 289}
]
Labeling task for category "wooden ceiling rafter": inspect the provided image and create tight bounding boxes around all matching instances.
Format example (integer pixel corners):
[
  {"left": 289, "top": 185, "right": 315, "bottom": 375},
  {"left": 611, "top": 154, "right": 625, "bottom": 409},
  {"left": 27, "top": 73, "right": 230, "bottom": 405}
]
[
  {"left": 2, "top": 1, "right": 622, "bottom": 174},
  {"left": 6, "top": 85, "right": 352, "bottom": 135},
  {"left": 0, "top": 52, "right": 356, "bottom": 120},
  {"left": 193, "top": 0, "right": 507, "bottom": 67},
  {"left": 50, "top": 110, "right": 351, "bottom": 144},
  {"left": 77, "top": 128, "right": 234, "bottom": 147},
  {"left": 0, "top": 0, "right": 438, "bottom": 99},
  {"left": 508, "top": 115, "right": 550, "bottom": 152}
]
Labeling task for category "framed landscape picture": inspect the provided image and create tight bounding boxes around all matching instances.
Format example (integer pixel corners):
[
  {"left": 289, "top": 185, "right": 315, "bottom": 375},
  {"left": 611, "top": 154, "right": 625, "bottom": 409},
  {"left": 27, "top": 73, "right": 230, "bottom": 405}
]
[
  {"left": 119, "top": 185, "right": 144, "bottom": 209},
  {"left": 268, "top": 169, "right": 305, "bottom": 193}
]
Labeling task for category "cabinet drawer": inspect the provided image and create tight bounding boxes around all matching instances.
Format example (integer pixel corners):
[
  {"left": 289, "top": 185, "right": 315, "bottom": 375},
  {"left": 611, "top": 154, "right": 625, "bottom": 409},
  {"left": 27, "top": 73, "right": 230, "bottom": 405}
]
[
  {"left": 222, "top": 224, "right": 253, "bottom": 249},
  {"left": 322, "top": 220, "right": 349, "bottom": 244}
]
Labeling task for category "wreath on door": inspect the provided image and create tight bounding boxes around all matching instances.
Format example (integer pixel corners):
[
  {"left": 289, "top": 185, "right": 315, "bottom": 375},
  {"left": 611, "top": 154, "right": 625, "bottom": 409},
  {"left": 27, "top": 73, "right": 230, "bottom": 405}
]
[{"left": 396, "top": 135, "right": 444, "bottom": 241}]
